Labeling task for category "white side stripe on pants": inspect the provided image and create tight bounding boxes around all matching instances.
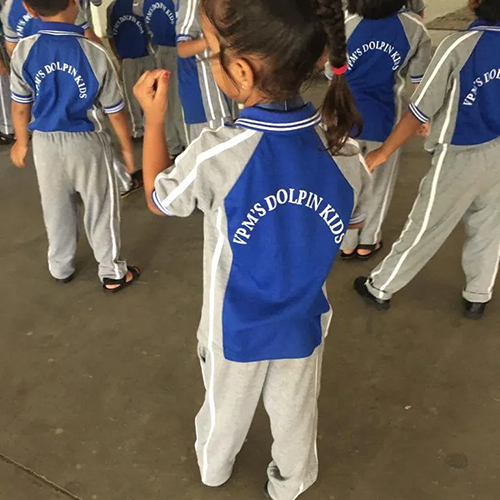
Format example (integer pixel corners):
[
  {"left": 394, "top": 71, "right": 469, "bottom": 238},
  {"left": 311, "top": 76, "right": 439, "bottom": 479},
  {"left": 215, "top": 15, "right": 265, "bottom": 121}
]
[
  {"left": 372, "top": 79, "right": 459, "bottom": 295},
  {"left": 201, "top": 208, "right": 225, "bottom": 484},
  {"left": 98, "top": 134, "right": 122, "bottom": 280}
]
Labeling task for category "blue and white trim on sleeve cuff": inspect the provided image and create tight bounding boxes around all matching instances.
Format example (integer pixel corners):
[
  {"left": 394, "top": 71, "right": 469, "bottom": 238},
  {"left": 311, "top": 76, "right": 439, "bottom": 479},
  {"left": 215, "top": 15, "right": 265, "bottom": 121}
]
[
  {"left": 151, "top": 190, "right": 173, "bottom": 216},
  {"left": 103, "top": 100, "right": 125, "bottom": 114},
  {"left": 349, "top": 214, "right": 367, "bottom": 226},
  {"left": 410, "top": 75, "right": 424, "bottom": 84},
  {"left": 176, "top": 34, "right": 194, "bottom": 43},
  {"left": 11, "top": 92, "right": 34, "bottom": 104},
  {"left": 409, "top": 102, "right": 429, "bottom": 123},
  {"left": 4, "top": 34, "right": 19, "bottom": 43},
  {"left": 79, "top": 22, "right": 90, "bottom": 30}
]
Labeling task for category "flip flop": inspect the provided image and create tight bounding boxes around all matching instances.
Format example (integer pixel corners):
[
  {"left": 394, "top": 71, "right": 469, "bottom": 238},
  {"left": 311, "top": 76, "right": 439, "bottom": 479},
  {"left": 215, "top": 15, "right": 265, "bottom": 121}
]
[
  {"left": 103, "top": 265, "right": 141, "bottom": 293},
  {"left": 340, "top": 250, "right": 357, "bottom": 261},
  {"left": 356, "top": 242, "right": 383, "bottom": 261}
]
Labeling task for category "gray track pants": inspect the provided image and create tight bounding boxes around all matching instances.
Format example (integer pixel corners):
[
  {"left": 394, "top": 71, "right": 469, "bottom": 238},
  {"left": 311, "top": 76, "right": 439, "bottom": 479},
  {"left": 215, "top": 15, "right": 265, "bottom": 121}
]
[
  {"left": 342, "top": 140, "right": 400, "bottom": 250},
  {"left": 367, "top": 139, "right": 500, "bottom": 303},
  {"left": 195, "top": 342, "right": 324, "bottom": 500},
  {"left": 154, "top": 45, "right": 187, "bottom": 156},
  {"left": 121, "top": 55, "right": 155, "bottom": 139},
  {"left": 0, "top": 74, "right": 13, "bottom": 135},
  {"left": 32, "top": 131, "right": 128, "bottom": 282}
]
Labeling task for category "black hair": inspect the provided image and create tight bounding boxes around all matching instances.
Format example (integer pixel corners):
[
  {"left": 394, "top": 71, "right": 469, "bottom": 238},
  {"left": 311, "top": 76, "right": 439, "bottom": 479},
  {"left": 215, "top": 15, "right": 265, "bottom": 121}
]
[
  {"left": 474, "top": 0, "right": 500, "bottom": 24},
  {"left": 346, "top": 0, "right": 406, "bottom": 19},
  {"left": 24, "top": 0, "right": 71, "bottom": 17},
  {"left": 202, "top": 0, "right": 362, "bottom": 155}
]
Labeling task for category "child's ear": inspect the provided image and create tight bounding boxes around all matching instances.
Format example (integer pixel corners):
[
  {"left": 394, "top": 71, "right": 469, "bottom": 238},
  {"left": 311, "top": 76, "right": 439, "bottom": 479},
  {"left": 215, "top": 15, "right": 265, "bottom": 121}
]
[
  {"left": 230, "top": 58, "right": 255, "bottom": 93},
  {"left": 22, "top": 1, "right": 39, "bottom": 18}
]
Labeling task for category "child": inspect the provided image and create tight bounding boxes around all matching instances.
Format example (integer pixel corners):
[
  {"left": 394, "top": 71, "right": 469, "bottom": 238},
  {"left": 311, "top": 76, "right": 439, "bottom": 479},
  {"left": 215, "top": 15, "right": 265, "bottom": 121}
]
[
  {"left": 1, "top": 0, "right": 99, "bottom": 56},
  {"left": 134, "top": 0, "right": 371, "bottom": 497},
  {"left": 141, "top": 0, "right": 187, "bottom": 156},
  {"left": 176, "top": 0, "right": 234, "bottom": 141},
  {"left": 331, "top": 0, "right": 431, "bottom": 260},
  {"left": 0, "top": 7, "right": 14, "bottom": 145},
  {"left": 355, "top": 0, "right": 500, "bottom": 320},
  {"left": 107, "top": 0, "right": 155, "bottom": 140},
  {"left": 10, "top": 0, "right": 140, "bottom": 291}
]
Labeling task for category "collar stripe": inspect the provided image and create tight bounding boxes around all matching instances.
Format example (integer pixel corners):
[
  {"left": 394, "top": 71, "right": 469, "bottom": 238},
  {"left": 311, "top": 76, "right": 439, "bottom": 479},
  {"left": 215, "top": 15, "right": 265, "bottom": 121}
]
[{"left": 235, "top": 114, "right": 321, "bottom": 132}]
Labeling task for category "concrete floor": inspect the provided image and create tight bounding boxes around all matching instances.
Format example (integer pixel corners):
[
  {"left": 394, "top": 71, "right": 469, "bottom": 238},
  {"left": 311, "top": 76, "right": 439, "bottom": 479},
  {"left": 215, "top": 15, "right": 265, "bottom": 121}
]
[{"left": 2, "top": 4, "right": 500, "bottom": 500}]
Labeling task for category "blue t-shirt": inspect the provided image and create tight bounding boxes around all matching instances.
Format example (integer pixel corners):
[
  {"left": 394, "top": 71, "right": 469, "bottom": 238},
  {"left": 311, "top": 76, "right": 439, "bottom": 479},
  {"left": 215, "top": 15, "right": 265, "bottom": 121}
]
[
  {"left": 10, "top": 22, "right": 125, "bottom": 133},
  {"left": 340, "top": 11, "right": 430, "bottom": 142},
  {"left": 151, "top": 103, "right": 368, "bottom": 362},
  {"left": 108, "top": 0, "right": 149, "bottom": 59},
  {"left": 3, "top": 0, "right": 89, "bottom": 42},
  {"left": 142, "top": 0, "right": 176, "bottom": 47},
  {"left": 410, "top": 20, "right": 500, "bottom": 149}
]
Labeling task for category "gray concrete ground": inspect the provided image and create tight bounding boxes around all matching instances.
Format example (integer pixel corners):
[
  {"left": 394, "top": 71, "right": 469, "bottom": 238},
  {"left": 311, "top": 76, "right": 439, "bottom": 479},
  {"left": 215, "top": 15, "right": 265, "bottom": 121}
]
[{"left": 2, "top": 3, "right": 500, "bottom": 500}]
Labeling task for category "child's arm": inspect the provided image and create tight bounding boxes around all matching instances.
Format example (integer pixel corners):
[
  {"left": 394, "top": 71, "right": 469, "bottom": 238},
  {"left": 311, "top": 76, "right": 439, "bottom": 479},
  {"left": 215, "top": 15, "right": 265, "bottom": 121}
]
[
  {"left": 365, "top": 111, "right": 423, "bottom": 171},
  {"left": 5, "top": 41, "right": 16, "bottom": 58},
  {"left": 96, "top": 48, "right": 135, "bottom": 173},
  {"left": 177, "top": 38, "right": 208, "bottom": 59},
  {"left": 11, "top": 102, "right": 31, "bottom": 168},
  {"left": 108, "top": 110, "right": 135, "bottom": 174},
  {"left": 134, "top": 70, "right": 172, "bottom": 215},
  {"left": 176, "top": 0, "right": 206, "bottom": 58}
]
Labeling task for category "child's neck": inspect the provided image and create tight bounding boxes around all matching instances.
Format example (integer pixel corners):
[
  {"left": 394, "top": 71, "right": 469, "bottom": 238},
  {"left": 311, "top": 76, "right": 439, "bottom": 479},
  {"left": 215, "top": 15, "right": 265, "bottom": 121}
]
[{"left": 39, "top": 12, "right": 78, "bottom": 24}]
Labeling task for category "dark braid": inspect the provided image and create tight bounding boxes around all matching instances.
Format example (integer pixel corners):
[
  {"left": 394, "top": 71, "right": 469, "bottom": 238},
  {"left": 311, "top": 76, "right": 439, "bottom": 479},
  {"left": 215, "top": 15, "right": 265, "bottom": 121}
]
[{"left": 315, "top": 0, "right": 362, "bottom": 153}]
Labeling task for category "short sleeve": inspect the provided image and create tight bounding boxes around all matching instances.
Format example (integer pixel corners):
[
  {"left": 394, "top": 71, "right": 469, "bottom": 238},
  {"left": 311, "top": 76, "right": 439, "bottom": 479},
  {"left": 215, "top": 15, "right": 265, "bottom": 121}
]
[
  {"left": 176, "top": 0, "right": 201, "bottom": 42},
  {"left": 152, "top": 131, "right": 218, "bottom": 217},
  {"left": 152, "top": 127, "right": 258, "bottom": 217},
  {"left": 10, "top": 45, "right": 33, "bottom": 104},
  {"left": 409, "top": 33, "right": 467, "bottom": 123},
  {"left": 94, "top": 45, "right": 125, "bottom": 113},
  {"left": 408, "top": 26, "right": 432, "bottom": 84},
  {"left": 1, "top": 0, "right": 18, "bottom": 43},
  {"left": 76, "top": 2, "right": 90, "bottom": 30}
]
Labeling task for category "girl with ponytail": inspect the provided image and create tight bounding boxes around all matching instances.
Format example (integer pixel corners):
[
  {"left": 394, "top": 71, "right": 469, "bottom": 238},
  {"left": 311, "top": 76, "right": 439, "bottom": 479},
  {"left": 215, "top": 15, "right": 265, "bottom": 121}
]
[
  {"left": 327, "top": 0, "right": 432, "bottom": 260},
  {"left": 134, "top": 1, "right": 370, "bottom": 498}
]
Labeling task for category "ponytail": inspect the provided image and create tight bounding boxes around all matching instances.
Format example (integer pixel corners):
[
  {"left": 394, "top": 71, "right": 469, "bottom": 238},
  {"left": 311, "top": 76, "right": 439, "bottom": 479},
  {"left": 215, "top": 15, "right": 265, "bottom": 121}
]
[{"left": 315, "top": 0, "right": 362, "bottom": 155}]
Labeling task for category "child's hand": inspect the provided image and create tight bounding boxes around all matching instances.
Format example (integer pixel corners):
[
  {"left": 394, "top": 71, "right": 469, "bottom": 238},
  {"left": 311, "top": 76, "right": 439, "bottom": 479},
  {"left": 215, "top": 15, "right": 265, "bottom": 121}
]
[
  {"left": 11, "top": 141, "right": 28, "bottom": 168},
  {"left": 133, "top": 69, "right": 170, "bottom": 124},
  {"left": 416, "top": 122, "right": 430, "bottom": 138},
  {"left": 365, "top": 148, "right": 389, "bottom": 172}
]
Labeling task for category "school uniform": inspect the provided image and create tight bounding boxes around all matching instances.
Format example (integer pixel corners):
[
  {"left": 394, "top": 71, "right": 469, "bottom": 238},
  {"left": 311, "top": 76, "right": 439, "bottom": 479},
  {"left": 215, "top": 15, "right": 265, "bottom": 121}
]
[
  {"left": 366, "top": 20, "right": 500, "bottom": 304},
  {"left": 151, "top": 99, "right": 371, "bottom": 499},
  {"left": 328, "top": 11, "right": 431, "bottom": 251},
  {"left": 108, "top": 0, "right": 154, "bottom": 139},
  {"left": 1, "top": 0, "right": 89, "bottom": 43},
  {"left": 10, "top": 22, "right": 129, "bottom": 282},
  {"left": 176, "top": 0, "right": 234, "bottom": 142},
  {"left": 0, "top": 2, "right": 13, "bottom": 137},
  {"left": 140, "top": 0, "right": 187, "bottom": 155}
]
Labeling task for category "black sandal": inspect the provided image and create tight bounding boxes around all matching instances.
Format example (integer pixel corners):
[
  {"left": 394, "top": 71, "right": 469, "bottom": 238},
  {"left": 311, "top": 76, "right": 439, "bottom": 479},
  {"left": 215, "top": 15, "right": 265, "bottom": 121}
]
[
  {"left": 103, "top": 265, "right": 141, "bottom": 293},
  {"left": 0, "top": 133, "right": 15, "bottom": 146},
  {"left": 340, "top": 250, "right": 357, "bottom": 261},
  {"left": 121, "top": 170, "right": 144, "bottom": 199},
  {"left": 356, "top": 242, "right": 383, "bottom": 261}
]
